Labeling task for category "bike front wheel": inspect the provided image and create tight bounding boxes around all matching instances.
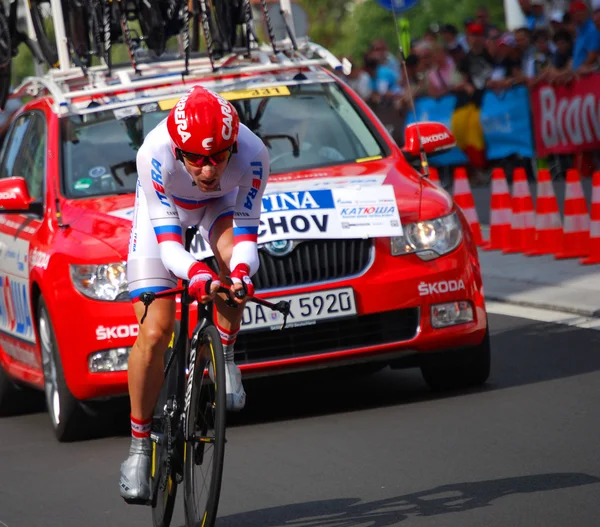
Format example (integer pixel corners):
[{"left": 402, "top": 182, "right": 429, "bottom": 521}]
[{"left": 183, "top": 324, "right": 226, "bottom": 527}]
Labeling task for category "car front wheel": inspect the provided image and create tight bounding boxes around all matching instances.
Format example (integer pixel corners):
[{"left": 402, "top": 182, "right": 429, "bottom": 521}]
[
  {"left": 420, "top": 325, "right": 491, "bottom": 391},
  {"left": 38, "top": 298, "right": 87, "bottom": 441}
]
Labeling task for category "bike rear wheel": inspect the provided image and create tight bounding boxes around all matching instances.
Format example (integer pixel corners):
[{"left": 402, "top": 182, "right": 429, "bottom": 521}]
[
  {"left": 183, "top": 324, "right": 226, "bottom": 527},
  {"left": 151, "top": 333, "right": 181, "bottom": 527}
]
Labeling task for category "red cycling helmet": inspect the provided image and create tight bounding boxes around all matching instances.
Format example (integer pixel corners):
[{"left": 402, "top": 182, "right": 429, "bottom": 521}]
[{"left": 167, "top": 85, "right": 240, "bottom": 157}]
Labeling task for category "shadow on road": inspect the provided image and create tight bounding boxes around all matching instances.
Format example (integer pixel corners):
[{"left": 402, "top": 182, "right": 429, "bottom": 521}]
[{"left": 214, "top": 473, "right": 600, "bottom": 527}]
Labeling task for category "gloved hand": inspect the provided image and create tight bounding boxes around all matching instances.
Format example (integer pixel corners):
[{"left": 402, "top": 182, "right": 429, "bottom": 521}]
[
  {"left": 188, "top": 262, "right": 220, "bottom": 304},
  {"left": 230, "top": 263, "right": 254, "bottom": 302}
]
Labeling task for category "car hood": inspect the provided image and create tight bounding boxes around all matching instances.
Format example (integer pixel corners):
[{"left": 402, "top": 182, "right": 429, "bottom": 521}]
[
  {"left": 61, "top": 195, "right": 135, "bottom": 258},
  {"left": 60, "top": 156, "right": 452, "bottom": 257},
  {"left": 268, "top": 156, "right": 453, "bottom": 224}
]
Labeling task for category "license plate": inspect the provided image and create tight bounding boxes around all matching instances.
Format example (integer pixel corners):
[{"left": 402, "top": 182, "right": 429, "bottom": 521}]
[{"left": 240, "top": 287, "right": 357, "bottom": 332}]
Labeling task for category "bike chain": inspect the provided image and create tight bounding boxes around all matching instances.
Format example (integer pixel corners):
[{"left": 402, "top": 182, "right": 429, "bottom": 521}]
[{"left": 160, "top": 401, "right": 174, "bottom": 492}]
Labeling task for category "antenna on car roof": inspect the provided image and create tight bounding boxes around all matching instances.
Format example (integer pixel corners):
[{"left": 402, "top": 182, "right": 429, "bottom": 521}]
[{"left": 389, "top": 6, "right": 429, "bottom": 220}]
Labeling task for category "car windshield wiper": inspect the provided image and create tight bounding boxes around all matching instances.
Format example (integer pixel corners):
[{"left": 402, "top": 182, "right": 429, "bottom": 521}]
[{"left": 261, "top": 134, "right": 300, "bottom": 157}]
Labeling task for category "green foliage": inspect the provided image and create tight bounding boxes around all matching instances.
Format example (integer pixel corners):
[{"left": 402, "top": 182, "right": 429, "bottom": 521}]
[
  {"left": 12, "top": 44, "right": 36, "bottom": 86},
  {"left": 300, "top": 0, "right": 506, "bottom": 65}
]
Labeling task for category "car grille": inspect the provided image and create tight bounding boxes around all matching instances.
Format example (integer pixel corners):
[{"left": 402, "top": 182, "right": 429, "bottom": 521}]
[
  {"left": 206, "top": 239, "right": 373, "bottom": 290},
  {"left": 234, "top": 308, "right": 420, "bottom": 364}
]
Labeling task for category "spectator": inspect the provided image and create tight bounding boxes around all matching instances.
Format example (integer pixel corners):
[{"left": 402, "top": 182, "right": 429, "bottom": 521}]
[
  {"left": 527, "top": 28, "right": 555, "bottom": 84},
  {"left": 362, "top": 51, "right": 402, "bottom": 107},
  {"left": 421, "top": 43, "right": 464, "bottom": 98},
  {"left": 439, "top": 24, "right": 469, "bottom": 54},
  {"left": 518, "top": 0, "right": 548, "bottom": 30},
  {"left": 514, "top": 27, "right": 535, "bottom": 75},
  {"left": 551, "top": 29, "right": 573, "bottom": 69},
  {"left": 489, "top": 33, "right": 523, "bottom": 87},
  {"left": 530, "top": 0, "right": 550, "bottom": 29},
  {"left": 592, "top": 0, "right": 600, "bottom": 31},
  {"left": 369, "top": 39, "right": 401, "bottom": 78},
  {"left": 452, "top": 22, "right": 493, "bottom": 171},
  {"left": 569, "top": 0, "right": 600, "bottom": 73},
  {"left": 549, "top": 9, "right": 566, "bottom": 32},
  {"left": 486, "top": 27, "right": 502, "bottom": 58},
  {"left": 345, "top": 56, "right": 372, "bottom": 101},
  {"left": 475, "top": 6, "right": 496, "bottom": 35},
  {"left": 422, "top": 27, "right": 438, "bottom": 43}
]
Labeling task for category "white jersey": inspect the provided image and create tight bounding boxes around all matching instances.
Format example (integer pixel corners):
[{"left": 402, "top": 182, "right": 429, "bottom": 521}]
[{"left": 135, "top": 119, "right": 270, "bottom": 281}]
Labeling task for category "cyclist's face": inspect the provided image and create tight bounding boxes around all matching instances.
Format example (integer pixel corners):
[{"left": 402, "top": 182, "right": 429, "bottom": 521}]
[{"left": 184, "top": 157, "right": 228, "bottom": 192}]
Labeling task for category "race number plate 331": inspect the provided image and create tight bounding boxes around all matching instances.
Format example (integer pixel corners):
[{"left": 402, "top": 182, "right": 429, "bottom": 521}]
[{"left": 240, "top": 287, "right": 357, "bottom": 331}]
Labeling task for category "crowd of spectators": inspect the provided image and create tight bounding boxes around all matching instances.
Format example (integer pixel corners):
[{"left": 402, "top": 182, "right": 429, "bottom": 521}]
[
  {"left": 344, "top": 0, "right": 600, "bottom": 179},
  {"left": 346, "top": 0, "right": 600, "bottom": 112}
]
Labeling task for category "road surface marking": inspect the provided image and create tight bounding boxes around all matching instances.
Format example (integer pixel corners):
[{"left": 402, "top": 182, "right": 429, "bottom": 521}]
[{"left": 486, "top": 301, "right": 600, "bottom": 331}]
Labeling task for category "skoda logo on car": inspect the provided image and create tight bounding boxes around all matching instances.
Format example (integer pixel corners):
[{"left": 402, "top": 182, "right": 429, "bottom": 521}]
[{"left": 263, "top": 239, "right": 295, "bottom": 257}]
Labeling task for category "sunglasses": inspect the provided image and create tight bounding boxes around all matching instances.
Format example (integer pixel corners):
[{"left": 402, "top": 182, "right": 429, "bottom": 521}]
[{"left": 177, "top": 145, "right": 234, "bottom": 167}]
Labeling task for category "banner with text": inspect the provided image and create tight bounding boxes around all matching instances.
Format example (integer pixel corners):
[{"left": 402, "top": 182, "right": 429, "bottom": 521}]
[
  {"left": 191, "top": 185, "right": 402, "bottom": 260},
  {"left": 530, "top": 73, "right": 600, "bottom": 156},
  {"left": 405, "top": 87, "right": 534, "bottom": 165}
]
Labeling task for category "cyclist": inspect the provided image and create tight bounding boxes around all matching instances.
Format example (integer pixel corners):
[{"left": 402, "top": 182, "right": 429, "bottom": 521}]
[{"left": 119, "top": 84, "right": 269, "bottom": 504}]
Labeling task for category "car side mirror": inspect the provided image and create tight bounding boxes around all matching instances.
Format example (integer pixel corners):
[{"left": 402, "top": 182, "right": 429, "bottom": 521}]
[
  {"left": 0, "top": 177, "right": 40, "bottom": 214},
  {"left": 403, "top": 122, "right": 456, "bottom": 159}
]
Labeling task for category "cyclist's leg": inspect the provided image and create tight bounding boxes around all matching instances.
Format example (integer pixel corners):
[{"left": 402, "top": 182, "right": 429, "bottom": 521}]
[
  {"left": 200, "top": 190, "right": 247, "bottom": 410},
  {"left": 120, "top": 185, "right": 177, "bottom": 504}
]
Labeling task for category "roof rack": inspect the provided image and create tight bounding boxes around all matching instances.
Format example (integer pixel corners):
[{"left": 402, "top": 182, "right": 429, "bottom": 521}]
[{"left": 13, "top": 0, "right": 346, "bottom": 116}]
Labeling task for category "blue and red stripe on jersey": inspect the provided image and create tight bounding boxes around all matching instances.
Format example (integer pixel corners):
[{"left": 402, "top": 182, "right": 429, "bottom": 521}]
[
  {"left": 233, "top": 225, "right": 258, "bottom": 244},
  {"left": 172, "top": 195, "right": 218, "bottom": 210},
  {"left": 208, "top": 210, "right": 234, "bottom": 241},
  {"left": 154, "top": 224, "right": 183, "bottom": 243}
]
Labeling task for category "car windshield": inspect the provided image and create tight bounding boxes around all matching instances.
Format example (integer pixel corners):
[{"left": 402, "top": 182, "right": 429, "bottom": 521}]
[{"left": 61, "top": 81, "right": 385, "bottom": 199}]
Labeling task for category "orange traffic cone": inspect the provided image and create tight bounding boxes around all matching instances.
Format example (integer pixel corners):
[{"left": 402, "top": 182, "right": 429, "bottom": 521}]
[
  {"left": 428, "top": 167, "right": 441, "bottom": 187},
  {"left": 555, "top": 169, "right": 590, "bottom": 259},
  {"left": 452, "top": 167, "right": 484, "bottom": 246},
  {"left": 580, "top": 171, "right": 600, "bottom": 265},
  {"left": 482, "top": 168, "right": 512, "bottom": 251},
  {"left": 525, "top": 168, "right": 563, "bottom": 256},
  {"left": 503, "top": 168, "right": 535, "bottom": 253}
]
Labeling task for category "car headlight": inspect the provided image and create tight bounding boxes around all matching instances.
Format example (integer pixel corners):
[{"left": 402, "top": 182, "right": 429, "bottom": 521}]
[
  {"left": 70, "top": 263, "right": 130, "bottom": 301},
  {"left": 390, "top": 212, "right": 463, "bottom": 260}
]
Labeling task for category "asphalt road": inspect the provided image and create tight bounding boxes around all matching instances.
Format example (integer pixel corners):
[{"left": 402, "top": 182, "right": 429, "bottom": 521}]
[{"left": 1, "top": 312, "right": 600, "bottom": 527}]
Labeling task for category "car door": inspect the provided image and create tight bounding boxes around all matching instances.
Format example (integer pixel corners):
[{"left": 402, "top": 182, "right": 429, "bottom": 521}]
[{"left": 0, "top": 110, "right": 47, "bottom": 366}]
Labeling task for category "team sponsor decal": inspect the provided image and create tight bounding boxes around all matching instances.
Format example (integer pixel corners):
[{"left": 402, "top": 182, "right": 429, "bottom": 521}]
[
  {"left": 158, "top": 86, "right": 292, "bottom": 112},
  {"left": 264, "top": 175, "right": 387, "bottom": 193},
  {"left": 202, "top": 137, "right": 214, "bottom": 150},
  {"left": 0, "top": 216, "right": 36, "bottom": 234},
  {"left": 30, "top": 248, "right": 50, "bottom": 270},
  {"left": 207, "top": 90, "right": 234, "bottom": 140},
  {"left": 418, "top": 280, "right": 466, "bottom": 296},
  {"left": 173, "top": 90, "right": 193, "bottom": 143},
  {"left": 150, "top": 158, "right": 170, "bottom": 207},
  {"left": 107, "top": 207, "right": 135, "bottom": 220},
  {"left": 0, "top": 275, "right": 35, "bottom": 343},
  {"left": 219, "top": 86, "right": 291, "bottom": 101},
  {"left": 139, "top": 102, "right": 159, "bottom": 113},
  {"left": 113, "top": 105, "right": 141, "bottom": 120},
  {"left": 191, "top": 186, "right": 402, "bottom": 260},
  {"left": 244, "top": 161, "right": 265, "bottom": 210},
  {"left": 422, "top": 132, "right": 450, "bottom": 144},
  {"left": 96, "top": 324, "right": 139, "bottom": 341},
  {"left": 0, "top": 191, "right": 17, "bottom": 200},
  {"left": 0, "top": 334, "right": 37, "bottom": 367}
]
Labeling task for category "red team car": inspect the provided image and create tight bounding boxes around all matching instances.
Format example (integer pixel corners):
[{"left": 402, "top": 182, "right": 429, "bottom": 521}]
[{"left": 0, "top": 50, "right": 489, "bottom": 440}]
